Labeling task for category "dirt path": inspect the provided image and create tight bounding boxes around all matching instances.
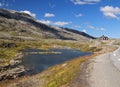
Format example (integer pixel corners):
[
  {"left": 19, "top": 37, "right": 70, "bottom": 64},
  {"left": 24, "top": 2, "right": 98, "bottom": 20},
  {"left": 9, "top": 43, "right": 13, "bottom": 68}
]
[
  {"left": 68, "top": 48, "right": 120, "bottom": 87},
  {"left": 88, "top": 52, "right": 120, "bottom": 87}
]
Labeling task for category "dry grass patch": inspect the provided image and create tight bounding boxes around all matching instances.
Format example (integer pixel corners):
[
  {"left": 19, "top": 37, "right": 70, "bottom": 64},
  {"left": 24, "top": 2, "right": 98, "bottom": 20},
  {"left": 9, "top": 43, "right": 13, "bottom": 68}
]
[{"left": 38, "top": 54, "right": 98, "bottom": 87}]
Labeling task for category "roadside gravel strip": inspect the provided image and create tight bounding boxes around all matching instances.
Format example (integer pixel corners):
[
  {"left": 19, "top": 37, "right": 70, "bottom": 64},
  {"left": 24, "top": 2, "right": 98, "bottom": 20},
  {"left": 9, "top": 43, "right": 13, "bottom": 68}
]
[{"left": 89, "top": 47, "right": 120, "bottom": 87}]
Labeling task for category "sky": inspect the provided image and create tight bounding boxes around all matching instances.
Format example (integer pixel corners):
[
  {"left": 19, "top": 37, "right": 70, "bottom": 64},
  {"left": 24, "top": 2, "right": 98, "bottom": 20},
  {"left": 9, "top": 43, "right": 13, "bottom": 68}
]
[{"left": 0, "top": 0, "right": 120, "bottom": 38}]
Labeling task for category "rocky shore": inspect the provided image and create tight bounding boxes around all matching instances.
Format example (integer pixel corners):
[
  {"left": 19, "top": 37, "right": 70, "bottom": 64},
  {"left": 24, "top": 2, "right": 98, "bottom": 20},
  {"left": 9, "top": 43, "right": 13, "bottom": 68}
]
[
  {"left": 0, "top": 66, "right": 25, "bottom": 81},
  {"left": 0, "top": 52, "right": 27, "bottom": 81}
]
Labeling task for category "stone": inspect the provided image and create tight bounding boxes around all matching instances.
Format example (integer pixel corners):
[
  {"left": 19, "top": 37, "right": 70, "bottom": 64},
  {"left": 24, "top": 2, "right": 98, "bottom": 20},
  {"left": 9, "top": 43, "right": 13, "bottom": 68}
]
[{"left": 0, "top": 66, "right": 26, "bottom": 81}]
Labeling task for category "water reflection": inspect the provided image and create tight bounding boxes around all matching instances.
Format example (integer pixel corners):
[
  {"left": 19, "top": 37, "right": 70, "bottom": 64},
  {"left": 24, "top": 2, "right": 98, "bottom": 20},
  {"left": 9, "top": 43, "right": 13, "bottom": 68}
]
[{"left": 21, "top": 48, "right": 91, "bottom": 75}]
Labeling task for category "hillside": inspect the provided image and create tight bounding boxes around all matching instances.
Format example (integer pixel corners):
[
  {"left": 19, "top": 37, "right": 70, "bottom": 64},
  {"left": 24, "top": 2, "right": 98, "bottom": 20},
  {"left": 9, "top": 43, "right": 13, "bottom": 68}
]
[{"left": 0, "top": 8, "right": 95, "bottom": 41}]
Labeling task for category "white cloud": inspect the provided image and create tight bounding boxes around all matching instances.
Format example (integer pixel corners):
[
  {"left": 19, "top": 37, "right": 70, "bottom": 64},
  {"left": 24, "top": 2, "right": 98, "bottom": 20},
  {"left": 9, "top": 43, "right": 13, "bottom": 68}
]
[
  {"left": 82, "top": 29, "right": 87, "bottom": 33},
  {"left": 100, "top": 6, "right": 120, "bottom": 19},
  {"left": 54, "top": 21, "right": 69, "bottom": 26},
  {"left": 44, "top": 13, "right": 55, "bottom": 17},
  {"left": 20, "top": 10, "right": 36, "bottom": 18},
  {"left": 88, "top": 25, "right": 95, "bottom": 29},
  {"left": 75, "top": 13, "right": 83, "bottom": 17},
  {"left": 88, "top": 25, "right": 105, "bottom": 31},
  {"left": 96, "top": 28, "right": 105, "bottom": 31},
  {"left": 37, "top": 19, "right": 70, "bottom": 26},
  {"left": 37, "top": 19, "right": 52, "bottom": 25},
  {"left": 0, "top": 2, "right": 8, "bottom": 7},
  {"left": 0, "top": 3, "right": 3, "bottom": 6},
  {"left": 71, "top": 0, "right": 100, "bottom": 5},
  {"left": 0, "top": 0, "right": 15, "bottom": 7},
  {"left": 73, "top": 25, "right": 82, "bottom": 28},
  {"left": 48, "top": 3, "right": 56, "bottom": 8}
]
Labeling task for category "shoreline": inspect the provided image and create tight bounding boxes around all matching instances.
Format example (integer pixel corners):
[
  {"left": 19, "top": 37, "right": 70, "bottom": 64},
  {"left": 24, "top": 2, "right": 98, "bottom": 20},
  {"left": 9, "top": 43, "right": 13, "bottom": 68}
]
[
  {"left": 0, "top": 47, "right": 92, "bottom": 84},
  {"left": 66, "top": 45, "right": 118, "bottom": 87},
  {"left": 0, "top": 53, "right": 96, "bottom": 87}
]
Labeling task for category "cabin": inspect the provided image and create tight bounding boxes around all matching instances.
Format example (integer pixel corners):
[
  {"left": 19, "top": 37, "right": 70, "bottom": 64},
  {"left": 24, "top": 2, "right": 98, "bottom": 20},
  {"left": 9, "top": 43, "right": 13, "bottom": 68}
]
[{"left": 100, "top": 35, "right": 109, "bottom": 40}]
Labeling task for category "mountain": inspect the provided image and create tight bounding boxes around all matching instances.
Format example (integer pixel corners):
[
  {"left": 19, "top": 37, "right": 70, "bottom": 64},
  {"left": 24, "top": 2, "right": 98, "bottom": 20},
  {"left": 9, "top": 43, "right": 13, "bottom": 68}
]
[{"left": 0, "top": 8, "right": 96, "bottom": 41}]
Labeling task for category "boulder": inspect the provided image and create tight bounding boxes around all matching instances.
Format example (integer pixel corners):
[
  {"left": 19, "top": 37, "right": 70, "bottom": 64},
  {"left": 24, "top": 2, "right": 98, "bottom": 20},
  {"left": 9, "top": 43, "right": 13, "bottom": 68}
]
[{"left": 0, "top": 66, "right": 26, "bottom": 81}]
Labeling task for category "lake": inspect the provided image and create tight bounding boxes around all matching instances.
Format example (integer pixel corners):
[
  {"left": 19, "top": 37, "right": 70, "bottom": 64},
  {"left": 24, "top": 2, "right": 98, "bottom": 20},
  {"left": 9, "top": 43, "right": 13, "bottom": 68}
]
[{"left": 21, "top": 48, "right": 91, "bottom": 75}]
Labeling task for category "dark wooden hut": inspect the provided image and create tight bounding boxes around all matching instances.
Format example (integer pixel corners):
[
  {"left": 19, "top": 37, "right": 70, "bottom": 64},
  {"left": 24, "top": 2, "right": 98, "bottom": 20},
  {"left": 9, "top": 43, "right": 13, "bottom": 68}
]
[{"left": 100, "top": 35, "right": 109, "bottom": 40}]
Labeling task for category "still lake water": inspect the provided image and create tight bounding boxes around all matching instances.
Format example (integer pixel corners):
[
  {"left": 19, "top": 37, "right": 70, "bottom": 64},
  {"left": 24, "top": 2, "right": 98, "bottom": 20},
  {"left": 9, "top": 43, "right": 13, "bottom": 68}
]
[{"left": 21, "top": 48, "right": 91, "bottom": 75}]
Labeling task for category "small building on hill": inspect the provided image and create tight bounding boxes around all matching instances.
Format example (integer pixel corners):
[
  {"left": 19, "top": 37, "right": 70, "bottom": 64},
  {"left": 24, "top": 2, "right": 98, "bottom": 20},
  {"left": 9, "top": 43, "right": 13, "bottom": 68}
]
[{"left": 100, "top": 35, "right": 109, "bottom": 40}]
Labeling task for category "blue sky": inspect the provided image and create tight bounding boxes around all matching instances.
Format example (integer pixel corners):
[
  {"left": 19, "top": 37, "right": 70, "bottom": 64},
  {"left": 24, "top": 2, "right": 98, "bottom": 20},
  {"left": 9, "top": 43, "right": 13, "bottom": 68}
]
[{"left": 0, "top": 0, "right": 120, "bottom": 38}]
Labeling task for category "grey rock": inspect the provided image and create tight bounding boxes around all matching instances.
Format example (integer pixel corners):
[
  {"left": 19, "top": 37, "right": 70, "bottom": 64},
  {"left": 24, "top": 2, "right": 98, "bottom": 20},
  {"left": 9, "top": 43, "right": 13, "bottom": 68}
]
[
  {"left": 9, "top": 59, "right": 21, "bottom": 66},
  {"left": 0, "top": 66, "right": 26, "bottom": 81}
]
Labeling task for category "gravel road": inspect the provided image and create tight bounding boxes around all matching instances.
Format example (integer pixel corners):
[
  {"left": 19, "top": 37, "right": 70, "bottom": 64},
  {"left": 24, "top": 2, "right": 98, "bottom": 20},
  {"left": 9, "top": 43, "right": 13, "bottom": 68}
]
[
  {"left": 89, "top": 52, "right": 120, "bottom": 87},
  {"left": 68, "top": 47, "right": 120, "bottom": 87}
]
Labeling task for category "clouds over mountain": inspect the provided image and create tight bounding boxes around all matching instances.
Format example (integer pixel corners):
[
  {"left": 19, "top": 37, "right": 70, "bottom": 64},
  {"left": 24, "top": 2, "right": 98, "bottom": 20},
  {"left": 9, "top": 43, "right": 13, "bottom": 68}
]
[
  {"left": 37, "top": 19, "right": 70, "bottom": 26},
  {"left": 54, "top": 21, "right": 69, "bottom": 26},
  {"left": 20, "top": 10, "right": 36, "bottom": 18},
  {"left": 37, "top": 20, "right": 52, "bottom": 25},
  {"left": 88, "top": 25, "right": 105, "bottom": 31},
  {"left": 82, "top": 29, "right": 87, "bottom": 33}
]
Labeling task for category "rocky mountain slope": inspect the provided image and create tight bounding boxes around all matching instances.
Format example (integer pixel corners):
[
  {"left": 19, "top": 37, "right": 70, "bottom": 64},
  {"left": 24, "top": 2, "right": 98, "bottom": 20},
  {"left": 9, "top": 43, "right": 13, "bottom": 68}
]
[{"left": 0, "top": 8, "right": 95, "bottom": 41}]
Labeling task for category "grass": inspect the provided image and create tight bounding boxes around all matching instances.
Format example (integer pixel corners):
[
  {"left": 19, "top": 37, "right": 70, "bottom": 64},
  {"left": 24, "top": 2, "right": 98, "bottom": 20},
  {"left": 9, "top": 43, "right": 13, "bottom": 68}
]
[
  {"left": 38, "top": 54, "right": 98, "bottom": 87},
  {"left": 113, "top": 40, "right": 120, "bottom": 45}
]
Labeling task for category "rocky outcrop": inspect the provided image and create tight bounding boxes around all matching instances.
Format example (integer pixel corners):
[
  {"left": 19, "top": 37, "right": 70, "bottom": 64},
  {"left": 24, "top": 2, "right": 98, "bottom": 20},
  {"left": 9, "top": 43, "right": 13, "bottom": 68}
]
[
  {"left": 0, "top": 53, "right": 25, "bottom": 81},
  {"left": 0, "top": 66, "right": 26, "bottom": 81},
  {"left": 0, "top": 42, "right": 16, "bottom": 48},
  {"left": 9, "top": 59, "right": 21, "bottom": 66}
]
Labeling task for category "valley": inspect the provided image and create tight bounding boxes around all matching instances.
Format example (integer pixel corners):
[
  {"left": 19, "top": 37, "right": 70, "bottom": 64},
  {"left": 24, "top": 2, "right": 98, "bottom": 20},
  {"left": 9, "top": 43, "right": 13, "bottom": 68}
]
[{"left": 0, "top": 8, "right": 119, "bottom": 87}]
